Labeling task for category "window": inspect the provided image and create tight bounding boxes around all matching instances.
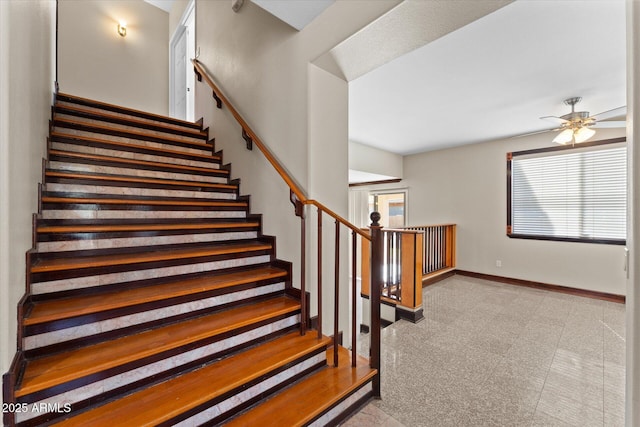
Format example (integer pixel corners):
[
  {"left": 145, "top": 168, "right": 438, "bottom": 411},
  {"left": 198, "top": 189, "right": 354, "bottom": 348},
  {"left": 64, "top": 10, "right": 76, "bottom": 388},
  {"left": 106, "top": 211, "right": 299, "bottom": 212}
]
[{"left": 507, "top": 138, "right": 626, "bottom": 245}]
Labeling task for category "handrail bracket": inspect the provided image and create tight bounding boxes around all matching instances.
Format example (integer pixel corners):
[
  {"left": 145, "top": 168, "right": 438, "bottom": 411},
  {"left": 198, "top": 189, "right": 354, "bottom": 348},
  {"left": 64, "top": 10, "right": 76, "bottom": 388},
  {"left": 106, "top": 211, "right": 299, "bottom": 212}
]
[
  {"left": 212, "top": 90, "right": 222, "bottom": 109},
  {"left": 241, "top": 128, "right": 253, "bottom": 150},
  {"left": 290, "top": 190, "right": 305, "bottom": 218}
]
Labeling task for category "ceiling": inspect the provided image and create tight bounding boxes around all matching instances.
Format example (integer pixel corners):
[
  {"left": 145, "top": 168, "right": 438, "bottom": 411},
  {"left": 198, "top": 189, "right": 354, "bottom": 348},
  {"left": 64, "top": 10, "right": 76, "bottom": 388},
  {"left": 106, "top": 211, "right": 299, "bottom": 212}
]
[
  {"left": 144, "top": 0, "right": 174, "bottom": 13},
  {"left": 145, "top": 0, "right": 335, "bottom": 31},
  {"left": 252, "top": 0, "right": 334, "bottom": 31},
  {"left": 349, "top": 0, "right": 627, "bottom": 156}
]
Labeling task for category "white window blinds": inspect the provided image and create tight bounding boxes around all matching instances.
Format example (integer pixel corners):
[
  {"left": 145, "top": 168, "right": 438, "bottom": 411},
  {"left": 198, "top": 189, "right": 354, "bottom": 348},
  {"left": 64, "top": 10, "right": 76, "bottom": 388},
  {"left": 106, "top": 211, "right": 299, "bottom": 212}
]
[{"left": 510, "top": 142, "right": 626, "bottom": 244}]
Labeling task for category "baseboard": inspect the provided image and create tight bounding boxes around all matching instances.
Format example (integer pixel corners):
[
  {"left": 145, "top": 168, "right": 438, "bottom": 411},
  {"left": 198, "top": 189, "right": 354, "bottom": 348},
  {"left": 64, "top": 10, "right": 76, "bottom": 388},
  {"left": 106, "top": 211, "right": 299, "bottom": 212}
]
[
  {"left": 395, "top": 305, "right": 424, "bottom": 323},
  {"left": 360, "top": 293, "right": 398, "bottom": 308},
  {"left": 455, "top": 270, "right": 625, "bottom": 304},
  {"left": 358, "top": 318, "right": 392, "bottom": 334},
  {"left": 422, "top": 269, "right": 455, "bottom": 287}
]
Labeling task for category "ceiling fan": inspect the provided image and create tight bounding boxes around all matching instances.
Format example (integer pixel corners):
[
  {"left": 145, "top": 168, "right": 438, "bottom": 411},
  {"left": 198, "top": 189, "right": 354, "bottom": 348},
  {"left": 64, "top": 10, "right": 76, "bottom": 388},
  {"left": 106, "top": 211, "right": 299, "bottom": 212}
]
[{"left": 540, "top": 97, "right": 626, "bottom": 144}]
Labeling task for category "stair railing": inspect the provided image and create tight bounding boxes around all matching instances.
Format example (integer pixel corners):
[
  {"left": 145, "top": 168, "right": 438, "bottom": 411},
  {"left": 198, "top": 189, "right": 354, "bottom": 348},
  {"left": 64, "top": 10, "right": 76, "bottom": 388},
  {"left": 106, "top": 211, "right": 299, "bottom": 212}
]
[
  {"left": 403, "top": 224, "right": 456, "bottom": 278},
  {"left": 360, "top": 228, "right": 424, "bottom": 320},
  {"left": 192, "top": 59, "right": 382, "bottom": 395}
]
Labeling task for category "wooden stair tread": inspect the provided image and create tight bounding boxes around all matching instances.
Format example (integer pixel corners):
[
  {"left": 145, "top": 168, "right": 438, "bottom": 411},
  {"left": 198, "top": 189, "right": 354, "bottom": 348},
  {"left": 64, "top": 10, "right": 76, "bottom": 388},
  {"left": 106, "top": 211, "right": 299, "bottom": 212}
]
[
  {"left": 53, "top": 117, "right": 212, "bottom": 150},
  {"left": 41, "top": 195, "right": 245, "bottom": 207},
  {"left": 46, "top": 170, "right": 237, "bottom": 190},
  {"left": 32, "top": 241, "right": 271, "bottom": 273},
  {"left": 225, "top": 347, "right": 376, "bottom": 426},
  {"left": 37, "top": 221, "right": 258, "bottom": 234},
  {"left": 17, "top": 296, "right": 302, "bottom": 397},
  {"left": 51, "top": 131, "right": 222, "bottom": 163},
  {"left": 57, "top": 93, "right": 201, "bottom": 130},
  {"left": 25, "top": 267, "right": 287, "bottom": 326},
  {"left": 49, "top": 149, "right": 229, "bottom": 175},
  {"left": 55, "top": 104, "right": 207, "bottom": 138},
  {"left": 51, "top": 333, "right": 330, "bottom": 426}
]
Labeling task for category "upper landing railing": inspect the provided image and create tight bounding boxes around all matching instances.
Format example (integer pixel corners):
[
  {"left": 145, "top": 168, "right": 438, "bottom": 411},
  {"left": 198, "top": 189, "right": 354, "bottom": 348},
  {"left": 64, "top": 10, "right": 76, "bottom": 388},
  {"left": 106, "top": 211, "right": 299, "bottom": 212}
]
[
  {"left": 192, "top": 59, "right": 382, "bottom": 395},
  {"left": 403, "top": 224, "right": 456, "bottom": 278}
]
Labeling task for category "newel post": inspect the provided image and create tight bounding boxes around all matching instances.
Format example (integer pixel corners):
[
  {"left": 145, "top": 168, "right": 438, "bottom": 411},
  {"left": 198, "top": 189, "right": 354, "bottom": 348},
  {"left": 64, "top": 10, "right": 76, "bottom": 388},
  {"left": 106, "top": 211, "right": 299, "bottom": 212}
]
[{"left": 369, "top": 211, "right": 383, "bottom": 398}]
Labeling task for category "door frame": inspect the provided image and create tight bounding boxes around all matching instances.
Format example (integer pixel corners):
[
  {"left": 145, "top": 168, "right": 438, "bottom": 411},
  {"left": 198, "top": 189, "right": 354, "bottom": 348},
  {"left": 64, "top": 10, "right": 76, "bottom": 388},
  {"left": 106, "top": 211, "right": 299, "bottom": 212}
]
[
  {"left": 169, "top": 0, "right": 195, "bottom": 120},
  {"left": 368, "top": 188, "right": 409, "bottom": 228}
]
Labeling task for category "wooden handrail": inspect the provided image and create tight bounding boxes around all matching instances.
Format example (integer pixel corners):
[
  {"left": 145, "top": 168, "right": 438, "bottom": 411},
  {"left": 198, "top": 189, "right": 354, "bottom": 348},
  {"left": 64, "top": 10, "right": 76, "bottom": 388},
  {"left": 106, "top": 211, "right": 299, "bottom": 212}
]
[
  {"left": 192, "top": 59, "right": 306, "bottom": 202},
  {"left": 305, "top": 200, "right": 371, "bottom": 241},
  {"left": 192, "top": 58, "right": 370, "bottom": 241},
  {"left": 404, "top": 224, "right": 456, "bottom": 229},
  {"left": 383, "top": 228, "right": 423, "bottom": 234},
  {"left": 193, "top": 59, "right": 380, "bottom": 389}
]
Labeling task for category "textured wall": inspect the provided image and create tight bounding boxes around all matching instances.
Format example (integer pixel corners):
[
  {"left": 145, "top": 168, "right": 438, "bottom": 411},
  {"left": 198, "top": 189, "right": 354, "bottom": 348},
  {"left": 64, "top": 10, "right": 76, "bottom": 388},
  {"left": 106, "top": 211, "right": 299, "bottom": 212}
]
[{"left": 58, "top": 0, "right": 168, "bottom": 114}]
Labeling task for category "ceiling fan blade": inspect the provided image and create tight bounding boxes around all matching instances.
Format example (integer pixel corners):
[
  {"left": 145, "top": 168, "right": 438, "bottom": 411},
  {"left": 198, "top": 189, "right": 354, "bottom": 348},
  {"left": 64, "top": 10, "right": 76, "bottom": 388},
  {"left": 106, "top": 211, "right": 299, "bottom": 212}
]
[
  {"left": 592, "top": 120, "right": 626, "bottom": 128},
  {"left": 592, "top": 106, "right": 626, "bottom": 121},
  {"left": 540, "top": 115, "right": 569, "bottom": 125}
]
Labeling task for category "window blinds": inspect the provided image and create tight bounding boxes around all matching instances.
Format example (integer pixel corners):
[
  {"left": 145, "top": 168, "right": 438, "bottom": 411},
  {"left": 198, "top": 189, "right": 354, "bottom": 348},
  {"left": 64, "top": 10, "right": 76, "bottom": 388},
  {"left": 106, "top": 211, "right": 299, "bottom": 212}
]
[{"left": 511, "top": 143, "right": 626, "bottom": 243}]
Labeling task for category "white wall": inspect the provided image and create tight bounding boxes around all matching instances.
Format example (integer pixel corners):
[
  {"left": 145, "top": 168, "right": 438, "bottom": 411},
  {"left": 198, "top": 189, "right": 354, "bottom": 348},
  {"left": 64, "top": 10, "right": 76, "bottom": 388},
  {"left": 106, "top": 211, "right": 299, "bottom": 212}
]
[
  {"left": 58, "top": 0, "right": 169, "bottom": 115},
  {"left": 626, "top": 0, "right": 639, "bottom": 422},
  {"left": 169, "top": 0, "right": 191, "bottom": 37},
  {"left": 193, "top": 0, "right": 399, "bottom": 334},
  {"left": 308, "top": 64, "right": 351, "bottom": 340},
  {"left": 404, "top": 128, "right": 628, "bottom": 296},
  {"left": 349, "top": 140, "right": 403, "bottom": 179},
  {"left": 0, "top": 0, "right": 55, "bottom": 378}
]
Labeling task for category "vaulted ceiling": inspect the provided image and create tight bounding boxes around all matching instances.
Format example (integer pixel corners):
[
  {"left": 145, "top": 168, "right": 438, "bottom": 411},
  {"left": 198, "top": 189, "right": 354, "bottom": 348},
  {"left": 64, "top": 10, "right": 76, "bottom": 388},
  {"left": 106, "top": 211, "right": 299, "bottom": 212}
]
[{"left": 349, "top": 0, "right": 626, "bottom": 155}]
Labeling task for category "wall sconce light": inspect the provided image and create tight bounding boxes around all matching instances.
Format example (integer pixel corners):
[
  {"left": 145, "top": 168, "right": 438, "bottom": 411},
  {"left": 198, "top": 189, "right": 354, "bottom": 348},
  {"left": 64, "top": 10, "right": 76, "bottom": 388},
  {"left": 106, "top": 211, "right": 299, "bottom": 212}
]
[
  {"left": 231, "top": 0, "right": 244, "bottom": 13},
  {"left": 117, "top": 21, "right": 127, "bottom": 37}
]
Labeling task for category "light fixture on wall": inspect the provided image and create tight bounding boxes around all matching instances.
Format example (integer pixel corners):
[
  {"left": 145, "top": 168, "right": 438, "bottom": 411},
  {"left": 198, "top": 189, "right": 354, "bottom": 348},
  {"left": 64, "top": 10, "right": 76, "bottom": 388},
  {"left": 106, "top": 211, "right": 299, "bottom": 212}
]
[
  {"left": 231, "top": 0, "right": 244, "bottom": 13},
  {"left": 117, "top": 21, "right": 127, "bottom": 37}
]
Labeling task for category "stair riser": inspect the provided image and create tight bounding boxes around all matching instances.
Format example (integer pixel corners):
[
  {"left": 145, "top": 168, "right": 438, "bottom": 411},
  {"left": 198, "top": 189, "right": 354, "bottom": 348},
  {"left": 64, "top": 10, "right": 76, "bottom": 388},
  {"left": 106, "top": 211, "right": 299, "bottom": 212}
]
[
  {"left": 48, "top": 160, "right": 227, "bottom": 184},
  {"left": 174, "top": 352, "right": 326, "bottom": 427},
  {"left": 45, "top": 183, "right": 236, "bottom": 200},
  {"left": 31, "top": 254, "right": 271, "bottom": 295},
  {"left": 55, "top": 113, "right": 207, "bottom": 145},
  {"left": 24, "top": 282, "right": 287, "bottom": 351},
  {"left": 37, "top": 231, "right": 258, "bottom": 252},
  {"left": 51, "top": 141, "right": 220, "bottom": 170},
  {"left": 55, "top": 99, "right": 202, "bottom": 132},
  {"left": 52, "top": 127, "right": 212, "bottom": 157},
  {"left": 309, "top": 382, "right": 373, "bottom": 427},
  {"left": 54, "top": 105, "right": 206, "bottom": 139},
  {"left": 16, "top": 314, "right": 301, "bottom": 424},
  {"left": 56, "top": 98, "right": 202, "bottom": 130},
  {"left": 41, "top": 209, "right": 247, "bottom": 220}
]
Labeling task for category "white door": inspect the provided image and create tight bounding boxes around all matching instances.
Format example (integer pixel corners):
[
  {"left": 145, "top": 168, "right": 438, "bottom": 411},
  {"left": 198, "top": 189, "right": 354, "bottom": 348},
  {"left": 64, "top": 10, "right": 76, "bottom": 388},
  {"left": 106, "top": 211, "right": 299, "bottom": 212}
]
[
  {"left": 184, "top": 9, "right": 195, "bottom": 122},
  {"left": 169, "top": 0, "right": 195, "bottom": 121},
  {"left": 172, "top": 28, "right": 187, "bottom": 120}
]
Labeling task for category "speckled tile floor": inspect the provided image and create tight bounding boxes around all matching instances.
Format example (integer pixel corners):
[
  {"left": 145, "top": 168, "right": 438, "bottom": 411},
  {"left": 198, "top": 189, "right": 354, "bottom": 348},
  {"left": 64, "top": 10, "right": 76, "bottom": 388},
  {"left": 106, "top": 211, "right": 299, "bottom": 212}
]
[{"left": 342, "top": 275, "right": 626, "bottom": 427}]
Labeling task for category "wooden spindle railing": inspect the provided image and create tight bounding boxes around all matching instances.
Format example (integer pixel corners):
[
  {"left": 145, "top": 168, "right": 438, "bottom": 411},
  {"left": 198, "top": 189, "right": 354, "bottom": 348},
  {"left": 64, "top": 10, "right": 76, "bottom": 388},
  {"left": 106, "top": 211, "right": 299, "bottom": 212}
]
[
  {"left": 369, "top": 213, "right": 383, "bottom": 397},
  {"left": 192, "top": 59, "right": 381, "bottom": 393},
  {"left": 361, "top": 228, "right": 423, "bottom": 320},
  {"left": 403, "top": 224, "right": 456, "bottom": 277}
]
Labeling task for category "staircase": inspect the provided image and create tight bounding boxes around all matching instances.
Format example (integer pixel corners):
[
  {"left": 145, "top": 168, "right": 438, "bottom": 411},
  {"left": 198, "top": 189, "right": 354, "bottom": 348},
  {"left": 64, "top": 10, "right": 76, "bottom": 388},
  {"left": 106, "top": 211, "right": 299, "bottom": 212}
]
[{"left": 2, "top": 93, "right": 376, "bottom": 426}]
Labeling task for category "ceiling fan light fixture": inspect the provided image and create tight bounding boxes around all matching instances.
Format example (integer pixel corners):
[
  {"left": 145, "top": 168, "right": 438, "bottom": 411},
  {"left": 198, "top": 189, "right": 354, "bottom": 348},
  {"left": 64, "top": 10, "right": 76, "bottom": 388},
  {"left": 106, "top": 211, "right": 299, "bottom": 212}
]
[
  {"left": 553, "top": 128, "right": 574, "bottom": 144},
  {"left": 574, "top": 126, "right": 595, "bottom": 143}
]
